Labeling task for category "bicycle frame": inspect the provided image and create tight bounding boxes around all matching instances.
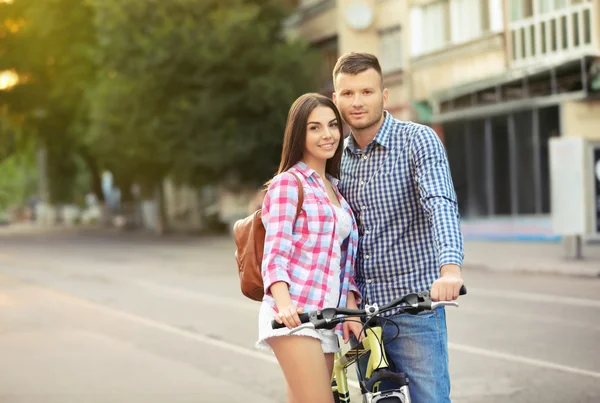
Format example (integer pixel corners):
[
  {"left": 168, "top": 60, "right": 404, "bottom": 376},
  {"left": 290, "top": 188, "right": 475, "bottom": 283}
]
[
  {"left": 331, "top": 326, "right": 389, "bottom": 402},
  {"left": 273, "top": 287, "right": 465, "bottom": 402}
]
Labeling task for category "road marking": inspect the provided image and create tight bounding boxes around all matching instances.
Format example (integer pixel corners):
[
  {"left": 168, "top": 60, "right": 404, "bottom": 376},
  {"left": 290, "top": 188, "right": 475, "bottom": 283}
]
[
  {"left": 449, "top": 343, "right": 600, "bottom": 379},
  {"left": 457, "top": 306, "right": 600, "bottom": 331},
  {"left": 131, "top": 281, "right": 600, "bottom": 380},
  {"left": 35, "top": 280, "right": 600, "bottom": 382},
  {"left": 134, "top": 280, "right": 258, "bottom": 312},
  {"left": 3, "top": 255, "right": 600, "bottom": 384},
  {"left": 466, "top": 287, "right": 600, "bottom": 308},
  {"left": 15, "top": 281, "right": 363, "bottom": 391}
]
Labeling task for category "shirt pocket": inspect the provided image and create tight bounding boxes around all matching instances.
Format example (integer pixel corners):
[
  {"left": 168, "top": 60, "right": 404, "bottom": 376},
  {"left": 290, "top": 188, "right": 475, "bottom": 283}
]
[{"left": 303, "top": 195, "right": 335, "bottom": 236}]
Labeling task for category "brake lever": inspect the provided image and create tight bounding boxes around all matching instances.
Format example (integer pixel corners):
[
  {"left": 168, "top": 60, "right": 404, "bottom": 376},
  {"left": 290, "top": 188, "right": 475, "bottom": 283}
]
[
  {"left": 289, "top": 323, "right": 316, "bottom": 334},
  {"left": 431, "top": 301, "right": 458, "bottom": 309},
  {"left": 289, "top": 318, "right": 334, "bottom": 334}
]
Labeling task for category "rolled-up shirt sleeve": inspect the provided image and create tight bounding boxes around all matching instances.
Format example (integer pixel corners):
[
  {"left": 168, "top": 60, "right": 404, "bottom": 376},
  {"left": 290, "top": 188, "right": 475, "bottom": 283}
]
[
  {"left": 340, "top": 234, "right": 362, "bottom": 305},
  {"left": 261, "top": 173, "right": 299, "bottom": 296},
  {"left": 348, "top": 277, "right": 362, "bottom": 305},
  {"left": 412, "top": 126, "right": 464, "bottom": 269}
]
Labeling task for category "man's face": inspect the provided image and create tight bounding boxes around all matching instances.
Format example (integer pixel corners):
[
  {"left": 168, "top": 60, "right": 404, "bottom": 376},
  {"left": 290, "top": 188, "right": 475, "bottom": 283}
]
[{"left": 333, "top": 68, "right": 388, "bottom": 131}]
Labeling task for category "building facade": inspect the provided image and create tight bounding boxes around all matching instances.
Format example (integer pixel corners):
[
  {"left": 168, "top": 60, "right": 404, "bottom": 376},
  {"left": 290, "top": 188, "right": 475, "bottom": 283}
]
[
  {"left": 288, "top": 0, "right": 600, "bottom": 239},
  {"left": 286, "top": 0, "right": 412, "bottom": 121}
]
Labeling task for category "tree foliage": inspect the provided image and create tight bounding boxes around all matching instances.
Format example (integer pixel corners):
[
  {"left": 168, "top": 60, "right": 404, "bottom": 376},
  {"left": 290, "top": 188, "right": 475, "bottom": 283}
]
[
  {"left": 1, "top": 0, "right": 320, "bottom": 206},
  {"left": 0, "top": 0, "right": 98, "bottom": 203},
  {"left": 88, "top": 0, "right": 320, "bottom": 191}
]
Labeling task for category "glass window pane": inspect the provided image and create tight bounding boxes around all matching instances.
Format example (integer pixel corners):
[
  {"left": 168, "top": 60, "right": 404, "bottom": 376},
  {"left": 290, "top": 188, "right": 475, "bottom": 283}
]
[
  {"left": 443, "top": 122, "right": 468, "bottom": 217},
  {"left": 491, "top": 116, "right": 512, "bottom": 215},
  {"left": 467, "top": 120, "right": 488, "bottom": 217},
  {"left": 538, "top": 106, "right": 560, "bottom": 214},
  {"left": 514, "top": 111, "right": 536, "bottom": 214},
  {"left": 510, "top": 0, "right": 522, "bottom": 21}
]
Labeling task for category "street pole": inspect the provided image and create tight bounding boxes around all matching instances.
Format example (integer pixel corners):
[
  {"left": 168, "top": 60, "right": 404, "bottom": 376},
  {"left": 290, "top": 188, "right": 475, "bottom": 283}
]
[{"left": 36, "top": 141, "right": 49, "bottom": 204}]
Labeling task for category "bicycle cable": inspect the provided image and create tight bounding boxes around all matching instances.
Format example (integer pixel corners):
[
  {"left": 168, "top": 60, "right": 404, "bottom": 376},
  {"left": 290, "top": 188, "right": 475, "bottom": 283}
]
[
  {"left": 340, "top": 310, "right": 402, "bottom": 383},
  {"left": 340, "top": 318, "right": 373, "bottom": 383},
  {"left": 374, "top": 315, "right": 401, "bottom": 369}
]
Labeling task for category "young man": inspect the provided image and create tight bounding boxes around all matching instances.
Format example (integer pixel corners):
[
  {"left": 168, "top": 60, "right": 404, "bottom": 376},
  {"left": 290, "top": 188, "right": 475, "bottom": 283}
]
[{"left": 333, "top": 52, "right": 464, "bottom": 403}]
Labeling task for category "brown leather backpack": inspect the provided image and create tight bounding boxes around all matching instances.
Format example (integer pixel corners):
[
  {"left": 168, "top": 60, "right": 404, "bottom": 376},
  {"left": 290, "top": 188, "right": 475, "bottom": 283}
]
[{"left": 233, "top": 173, "right": 304, "bottom": 301}]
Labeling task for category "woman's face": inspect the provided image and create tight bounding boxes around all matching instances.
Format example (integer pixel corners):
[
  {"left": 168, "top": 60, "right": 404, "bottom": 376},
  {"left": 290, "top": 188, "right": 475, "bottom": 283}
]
[{"left": 303, "top": 106, "right": 340, "bottom": 165}]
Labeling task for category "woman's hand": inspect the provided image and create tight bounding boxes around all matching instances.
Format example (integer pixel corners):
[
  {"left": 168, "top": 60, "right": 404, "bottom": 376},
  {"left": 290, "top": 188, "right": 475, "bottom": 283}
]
[
  {"left": 270, "top": 282, "right": 303, "bottom": 329},
  {"left": 343, "top": 319, "right": 364, "bottom": 344},
  {"left": 343, "top": 290, "right": 363, "bottom": 343},
  {"left": 274, "top": 305, "right": 304, "bottom": 329}
]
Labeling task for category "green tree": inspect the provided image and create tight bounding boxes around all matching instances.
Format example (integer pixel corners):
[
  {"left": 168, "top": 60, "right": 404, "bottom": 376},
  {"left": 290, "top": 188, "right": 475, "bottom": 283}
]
[
  {"left": 88, "top": 0, "right": 320, "bottom": 195},
  {"left": 0, "top": 0, "right": 100, "bottom": 204}
]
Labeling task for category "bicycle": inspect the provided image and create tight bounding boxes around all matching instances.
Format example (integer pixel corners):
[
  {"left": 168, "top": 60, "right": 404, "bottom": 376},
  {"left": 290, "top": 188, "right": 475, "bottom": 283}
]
[{"left": 272, "top": 285, "right": 467, "bottom": 403}]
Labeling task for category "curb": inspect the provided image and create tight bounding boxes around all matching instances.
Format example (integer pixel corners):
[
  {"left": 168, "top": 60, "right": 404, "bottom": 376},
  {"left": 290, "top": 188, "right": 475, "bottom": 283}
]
[{"left": 463, "top": 262, "right": 600, "bottom": 279}]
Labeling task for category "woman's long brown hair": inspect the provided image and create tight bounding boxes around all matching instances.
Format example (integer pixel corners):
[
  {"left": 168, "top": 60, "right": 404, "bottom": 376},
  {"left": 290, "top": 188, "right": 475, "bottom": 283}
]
[{"left": 266, "top": 93, "right": 344, "bottom": 187}]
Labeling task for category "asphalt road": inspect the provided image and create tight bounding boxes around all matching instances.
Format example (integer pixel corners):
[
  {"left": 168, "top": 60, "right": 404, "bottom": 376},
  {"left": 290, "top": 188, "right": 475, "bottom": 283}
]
[{"left": 0, "top": 230, "right": 598, "bottom": 403}]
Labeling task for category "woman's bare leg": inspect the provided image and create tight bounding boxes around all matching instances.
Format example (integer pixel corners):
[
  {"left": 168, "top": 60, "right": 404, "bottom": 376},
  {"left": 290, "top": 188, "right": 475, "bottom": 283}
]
[
  {"left": 268, "top": 336, "right": 334, "bottom": 403},
  {"left": 325, "top": 353, "right": 335, "bottom": 383},
  {"left": 286, "top": 383, "right": 296, "bottom": 403}
]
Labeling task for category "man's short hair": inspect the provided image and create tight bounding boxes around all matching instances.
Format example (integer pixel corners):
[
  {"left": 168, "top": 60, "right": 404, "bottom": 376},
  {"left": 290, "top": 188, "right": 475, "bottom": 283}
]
[{"left": 332, "top": 52, "right": 384, "bottom": 89}]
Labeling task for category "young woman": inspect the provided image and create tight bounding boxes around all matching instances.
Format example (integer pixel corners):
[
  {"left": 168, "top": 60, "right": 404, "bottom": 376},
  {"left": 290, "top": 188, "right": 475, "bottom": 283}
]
[{"left": 256, "top": 93, "right": 363, "bottom": 403}]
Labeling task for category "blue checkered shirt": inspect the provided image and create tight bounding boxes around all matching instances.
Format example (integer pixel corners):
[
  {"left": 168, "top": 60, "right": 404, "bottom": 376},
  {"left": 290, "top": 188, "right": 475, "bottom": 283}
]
[{"left": 339, "top": 112, "right": 464, "bottom": 314}]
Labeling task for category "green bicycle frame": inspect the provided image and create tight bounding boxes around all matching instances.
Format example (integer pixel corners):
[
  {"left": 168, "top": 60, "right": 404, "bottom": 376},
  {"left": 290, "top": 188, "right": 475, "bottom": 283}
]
[{"left": 331, "top": 326, "right": 389, "bottom": 402}]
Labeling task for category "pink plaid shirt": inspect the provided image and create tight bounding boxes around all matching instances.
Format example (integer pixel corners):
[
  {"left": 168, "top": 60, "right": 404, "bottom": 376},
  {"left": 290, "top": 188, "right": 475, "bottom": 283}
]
[{"left": 261, "top": 162, "right": 361, "bottom": 327}]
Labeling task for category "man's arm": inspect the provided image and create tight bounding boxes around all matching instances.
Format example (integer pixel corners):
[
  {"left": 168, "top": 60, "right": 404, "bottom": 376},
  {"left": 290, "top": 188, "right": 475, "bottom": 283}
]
[{"left": 412, "top": 125, "right": 464, "bottom": 301}]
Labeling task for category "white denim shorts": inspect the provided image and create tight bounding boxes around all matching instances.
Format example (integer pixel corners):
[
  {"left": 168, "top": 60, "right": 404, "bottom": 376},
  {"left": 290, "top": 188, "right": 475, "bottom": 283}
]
[{"left": 255, "top": 301, "right": 340, "bottom": 354}]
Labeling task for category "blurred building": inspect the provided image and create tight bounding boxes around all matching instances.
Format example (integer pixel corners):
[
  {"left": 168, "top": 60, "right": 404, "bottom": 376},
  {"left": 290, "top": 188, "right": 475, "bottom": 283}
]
[
  {"left": 287, "top": 0, "right": 600, "bottom": 239},
  {"left": 286, "top": 0, "right": 412, "bottom": 121}
]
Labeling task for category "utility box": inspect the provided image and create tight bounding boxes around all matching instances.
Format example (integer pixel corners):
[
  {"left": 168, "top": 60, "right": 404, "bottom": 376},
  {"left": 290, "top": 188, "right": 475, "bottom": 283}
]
[
  {"left": 549, "top": 138, "right": 599, "bottom": 237},
  {"left": 593, "top": 143, "right": 600, "bottom": 235}
]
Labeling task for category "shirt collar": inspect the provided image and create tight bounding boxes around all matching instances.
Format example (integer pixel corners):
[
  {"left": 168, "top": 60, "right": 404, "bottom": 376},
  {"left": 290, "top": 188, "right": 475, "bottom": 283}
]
[
  {"left": 345, "top": 111, "right": 393, "bottom": 153},
  {"left": 291, "top": 161, "right": 339, "bottom": 186}
]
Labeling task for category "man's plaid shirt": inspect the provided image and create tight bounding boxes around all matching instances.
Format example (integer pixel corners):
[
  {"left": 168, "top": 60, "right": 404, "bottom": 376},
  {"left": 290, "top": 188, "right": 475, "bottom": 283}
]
[{"left": 339, "top": 112, "right": 464, "bottom": 313}]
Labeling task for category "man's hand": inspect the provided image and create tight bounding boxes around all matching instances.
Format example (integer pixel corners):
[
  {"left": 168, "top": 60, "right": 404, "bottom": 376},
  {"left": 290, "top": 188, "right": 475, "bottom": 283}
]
[
  {"left": 431, "top": 264, "right": 464, "bottom": 302},
  {"left": 343, "top": 319, "right": 364, "bottom": 344}
]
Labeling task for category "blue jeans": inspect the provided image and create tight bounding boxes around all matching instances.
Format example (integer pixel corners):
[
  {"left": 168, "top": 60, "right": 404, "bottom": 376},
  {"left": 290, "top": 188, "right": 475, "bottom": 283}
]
[{"left": 352, "top": 307, "right": 450, "bottom": 403}]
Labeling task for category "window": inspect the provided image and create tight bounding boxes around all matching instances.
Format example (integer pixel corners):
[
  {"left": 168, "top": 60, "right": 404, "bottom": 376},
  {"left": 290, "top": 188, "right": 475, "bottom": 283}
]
[
  {"left": 410, "top": 1, "right": 449, "bottom": 56},
  {"left": 450, "top": 0, "right": 486, "bottom": 43},
  {"left": 424, "top": 2, "right": 448, "bottom": 53},
  {"left": 411, "top": 0, "right": 506, "bottom": 55},
  {"left": 510, "top": 0, "right": 533, "bottom": 21},
  {"left": 410, "top": 7, "right": 424, "bottom": 56},
  {"left": 313, "top": 37, "right": 338, "bottom": 90},
  {"left": 489, "top": 0, "right": 504, "bottom": 32},
  {"left": 380, "top": 27, "right": 402, "bottom": 73}
]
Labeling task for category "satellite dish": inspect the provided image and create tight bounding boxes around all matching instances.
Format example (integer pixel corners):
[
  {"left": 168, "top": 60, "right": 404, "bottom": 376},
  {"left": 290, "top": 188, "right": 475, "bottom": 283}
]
[{"left": 344, "top": 0, "right": 373, "bottom": 31}]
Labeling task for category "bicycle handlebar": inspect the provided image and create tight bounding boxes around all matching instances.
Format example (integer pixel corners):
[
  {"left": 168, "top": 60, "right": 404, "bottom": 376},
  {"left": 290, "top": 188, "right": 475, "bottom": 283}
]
[{"left": 271, "top": 285, "right": 467, "bottom": 331}]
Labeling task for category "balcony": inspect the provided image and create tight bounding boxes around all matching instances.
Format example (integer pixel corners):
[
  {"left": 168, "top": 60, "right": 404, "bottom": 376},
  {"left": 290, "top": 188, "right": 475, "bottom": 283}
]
[
  {"left": 284, "top": 0, "right": 337, "bottom": 44},
  {"left": 284, "top": 0, "right": 335, "bottom": 29},
  {"left": 510, "top": 2, "right": 598, "bottom": 68}
]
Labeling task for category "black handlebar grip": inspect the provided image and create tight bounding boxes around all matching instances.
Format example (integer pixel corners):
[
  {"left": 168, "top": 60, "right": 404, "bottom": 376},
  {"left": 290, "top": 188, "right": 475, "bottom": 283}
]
[
  {"left": 459, "top": 285, "right": 467, "bottom": 296},
  {"left": 271, "top": 312, "right": 311, "bottom": 330}
]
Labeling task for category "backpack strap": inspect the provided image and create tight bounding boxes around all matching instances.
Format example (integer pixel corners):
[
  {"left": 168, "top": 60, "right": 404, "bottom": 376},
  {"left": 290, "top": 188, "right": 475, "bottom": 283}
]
[{"left": 289, "top": 172, "right": 304, "bottom": 219}]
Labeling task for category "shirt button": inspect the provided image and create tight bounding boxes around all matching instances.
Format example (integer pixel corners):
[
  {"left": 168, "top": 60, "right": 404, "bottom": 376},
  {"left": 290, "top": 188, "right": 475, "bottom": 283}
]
[
  {"left": 365, "top": 255, "right": 370, "bottom": 260},
  {"left": 367, "top": 279, "right": 373, "bottom": 284},
  {"left": 363, "top": 155, "right": 368, "bottom": 160},
  {"left": 365, "top": 230, "right": 371, "bottom": 234},
  {"left": 362, "top": 205, "right": 367, "bottom": 210},
  {"left": 360, "top": 180, "right": 365, "bottom": 185}
]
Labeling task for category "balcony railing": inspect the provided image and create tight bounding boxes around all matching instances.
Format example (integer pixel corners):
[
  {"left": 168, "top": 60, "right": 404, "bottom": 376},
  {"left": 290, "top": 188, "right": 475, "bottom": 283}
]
[{"left": 510, "top": 2, "right": 597, "bottom": 68}]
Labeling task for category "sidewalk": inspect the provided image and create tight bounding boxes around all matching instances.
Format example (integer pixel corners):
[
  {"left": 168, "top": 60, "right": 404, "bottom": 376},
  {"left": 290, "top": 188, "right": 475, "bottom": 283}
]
[
  {"left": 463, "top": 240, "right": 600, "bottom": 278},
  {"left": 2, "top": 222, "right": 599, "bottom": 278},
  {"left": 0, "top": 222, "right": 82, "bottom": 237}
]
